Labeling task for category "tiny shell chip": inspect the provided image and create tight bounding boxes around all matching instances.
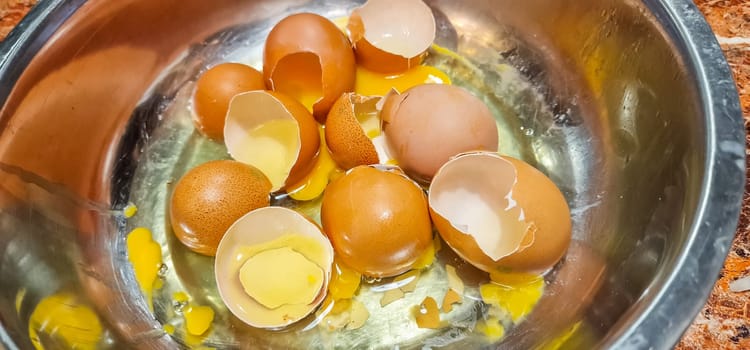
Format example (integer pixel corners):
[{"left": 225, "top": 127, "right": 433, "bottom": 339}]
[
  {"left": 381, "top": 85, "right": 498, "bottom": 183},
  {"left": 264, "top": 13, "right": 356, "bottom": 121},
  {"left": 215, "top": 207, "right": 334, "bottom": 329},
  {"left": 325, "top": 93, "right": 385, "bottom": 170},
  {"left": 224, "top": 91, "right": 320, "bottom": 191},
  {"left": 428, "top": 152, "right": 572, "bottom": 274},
  {"left": 348, "top": 0, "right": 436, "bottom": 74}
]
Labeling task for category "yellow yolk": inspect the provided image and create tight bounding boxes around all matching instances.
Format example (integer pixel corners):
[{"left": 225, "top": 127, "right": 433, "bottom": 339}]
[
  {"left": 354, "top": 65, "right": 451, "bottom": 97},
  {"left": 126, "top": 227, "right": 162, "bottom": 310},
  {"left": 239, "top": 247, "right": 324, "bottom": 309},
  {"left": 288, "top": 127, "right": 341, "bottom": 201},
  {"left": 476, "top": 317, "right": 505, "bottom": 343},
  {"left": 28, "top": 292, "right": 102, "bottom": 350},
  {"left": 183, "top": 305, "right": 215, "bottom": 336},
  {"left": 328, "top": 259, "right": 362, "bottom": 300},
  {"left": 411, "top": 237, "right": 440, "bottom": 270},
  {"left": 123, "top": 203, "right": 137, "bottom": 218},
  {"left": 480, "top": 274, "right": 545, "bottom": 322},
  {"left": 240, "top": 119, "right": 300, "bottom": 190},
  {"left": 171, "top": 292, "right": 214, "bottom": 337}
]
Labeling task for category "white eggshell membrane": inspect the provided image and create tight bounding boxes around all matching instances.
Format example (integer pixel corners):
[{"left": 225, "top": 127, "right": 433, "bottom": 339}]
[
  {"left": 354, "top": 0, "right": 436, "bottom": 58},
  {"left": 429, "top": 153, "right": 533, "bottom": 261},
  {"left": 215, "top": 207, "right": 334, "bottom": 329},
  {"left": 224, "top": 91, "right": 301, "bottom": 191}
]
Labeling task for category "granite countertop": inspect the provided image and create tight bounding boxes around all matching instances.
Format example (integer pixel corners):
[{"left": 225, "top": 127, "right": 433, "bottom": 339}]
[{"left": 1, "top": 0, "right": 748, "bottom": 348}]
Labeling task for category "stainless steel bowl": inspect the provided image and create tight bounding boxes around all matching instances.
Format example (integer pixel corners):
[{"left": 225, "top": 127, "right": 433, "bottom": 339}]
[{"left": 0, "top": 0, "right": 744, "bottom": 349}]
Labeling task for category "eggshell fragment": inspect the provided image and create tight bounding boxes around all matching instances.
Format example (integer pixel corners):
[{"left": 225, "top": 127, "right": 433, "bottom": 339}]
[
  {"left": 224, "top": 91, "right": 320, "bottom": 191},
  {"left": 215, "top": 207, "right": 334, "bottom": 329},
  {"left": 193, "top": 63, "right": 265, "bottom": 140},
  {"left": 321, "top": 165, "right": 433, "bottom": 278},
  {"left": 429, "top": 152, "right": 571, "bottom": 273},
  {"left": 325, "top": 93, "right": 384, "bottom": 170},
  {"left": 170, "top": 160, "right": 271, "bottom": 256},
  {"left": 348, "top": 0, "right": 436, "bottom": 74},
  {"left": 264, "top": 13, "right": 356, "bottom": 121},
  {"left": 381, "top": 85, "right": 498, "bottom": 183}
]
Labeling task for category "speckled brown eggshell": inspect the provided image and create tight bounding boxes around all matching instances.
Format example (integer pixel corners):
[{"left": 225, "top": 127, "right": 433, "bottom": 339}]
[
  {"left": 321, "top": 165, "right": 433, "bottom": 277},
  {"left": 169, "top": 160, "right": 272, "bottom": 256}
]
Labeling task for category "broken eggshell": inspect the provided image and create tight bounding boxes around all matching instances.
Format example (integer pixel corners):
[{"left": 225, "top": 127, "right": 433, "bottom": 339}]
[
  {"left": 264, "top": 13, "right": 356, "bottom": 122},
  {"left": 193, "top": 63, "right": 265, "bottom": 140},
  {"left": 215, "top": 207, "right": 334, "bottom": 329},
  {"left": 224, "top": 90, "right": 320, "bottom": 192},
  {"left": 348, "top": 0, "right": 436, "bottom": 74},
  {"left": 428, "top": 152, "right": 572, "bottom": 274},
  {"left": 321, "top": 165, "right": 433, "bottom": 278},
  {"left": 381, "top": 84, "right": 499, "bottom": 183},
  {"left": 324, "top": 92, "right": 388, "bottom": 170}
]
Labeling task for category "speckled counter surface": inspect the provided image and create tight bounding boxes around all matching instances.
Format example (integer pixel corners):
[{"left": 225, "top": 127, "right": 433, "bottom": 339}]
[{"left": 1, "top": 0, "right": 748, "bottom": 349}]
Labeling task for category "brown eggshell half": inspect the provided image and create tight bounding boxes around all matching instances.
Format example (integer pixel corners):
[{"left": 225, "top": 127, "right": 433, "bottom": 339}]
[
  {"left": 429, "top": 152, "right": 572, "bottom": 273},
  {"left": 381, "top": 84, "right": 499, "bottom": 183},
  {"left": 215, "top": 207, "right": 334, "bottom": 329},
  {"left": 169, "top": 160, "right": 272, "bottom": 256},
  {"left": 324, "top": 93, "right": 382, "bottom": 170},
  {"left": 193, "top": 63, "right": 265, "bottom": 140},
  {"left": 264, "top": 13, "right": 356, "bottom": 122},
  {"left": 348, "top": 0, "right": 436, "bottom": 74},
  {"left": 224, "top": 91, "right": 320, "bottom": 191},
  {"left": 321, "top": 165, "right": 433, "bottom": 278}
]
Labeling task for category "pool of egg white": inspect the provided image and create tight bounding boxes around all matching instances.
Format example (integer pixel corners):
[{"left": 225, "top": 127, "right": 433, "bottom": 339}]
[{"left": 123, "top": 41, "right": 574, "bottom": 349}]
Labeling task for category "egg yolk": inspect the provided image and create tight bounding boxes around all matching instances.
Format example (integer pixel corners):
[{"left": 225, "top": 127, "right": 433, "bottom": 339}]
[
  {"left": 183, "top": 305, "right": 215, "bottom": 336},
  {"left": 354, "top": 64, "right": 451, "bottom": 97},
  {"left": 479, "top": 274, "right": 544, "bottom": 322},
  {"left": 28, "top": 292, "right": 102, "bottom": 350},
  {"left": 328, "top": 259, "right": 362, "bottom": 300},
  {"left": 171, "top": 292, "right": 214, "bottom": 336},
  {"left": 240, "top": 247, "right": 324, "bottom": 308},
  {"left": 126, "top": 227, "right": 162, "bottom": 310},
  {"left": 288, "top": 127, "right": 341, "bottom": 201}
]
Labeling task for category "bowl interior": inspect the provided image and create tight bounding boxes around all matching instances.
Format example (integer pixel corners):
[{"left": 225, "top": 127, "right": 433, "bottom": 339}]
[{"left": 0, "top": 0, "right": 738, "bottom": 349}]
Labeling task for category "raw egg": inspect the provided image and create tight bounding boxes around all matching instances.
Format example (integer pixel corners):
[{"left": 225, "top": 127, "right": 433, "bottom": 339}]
[
  {"left": 214, "top": 207, "right": 334, "bottom": 329},
  {"left": 428, "top": 152, "right": 572, "bottom": 273},
  {"left": 193, "top": 63, "right": 265, "bottom": 140},
  {"left": 321, "top": 165, "right": 433, "bottom": 278},
  {"left": 169, "top": 160, "right": 272, "bottom": 256},
  {"left": 354, "top": 64, "right": 451, "bottom": 97},
  {"left": 224, "top": 91, "right": 320, "bottom": 191},
  {"left": 348, "top": 0, "right": 436, "bottom": 74},
  {"left": 324, "top": 93, "right": 382, "bottom": 170},
  {"left": 381, "top": 84, "right": 499, "bottom": 183},
  {"left": 264, "top": 13, "right": 356, "bottom": 121}
]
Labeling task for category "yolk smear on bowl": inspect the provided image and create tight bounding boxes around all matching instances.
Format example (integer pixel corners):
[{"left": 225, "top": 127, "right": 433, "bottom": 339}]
[
  {"left": 329, "top": 259, "right": 362, "bottom": 300},
  {"left": 412, "top": 237, "right": 441, "bottom": 270},
  {"left": 123, "top": 203, "right": 138, "bottom": 218},
  {"left": 288, "top": 127, "right": 341, "bottom": 201},
  {"left": 126, "top": 227, "right": 163, "bottom": 310},
  {"left": 355, "top": 65, "right": 451, "bottom": 97},
  {"left": 184, "top": 305, "right": 215, "bottom": 336},
  {"left": 480, "top": 274, "right": 544, "bottom": 323},
  {"left": 476, "top": 316, "right": 505, "bottom": 343},
  {"left": 28, "top": 292, "right": 102, "bottom": 350},
  {"left": 171, "top": 292, "right": 215, "bottom": 337}
]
